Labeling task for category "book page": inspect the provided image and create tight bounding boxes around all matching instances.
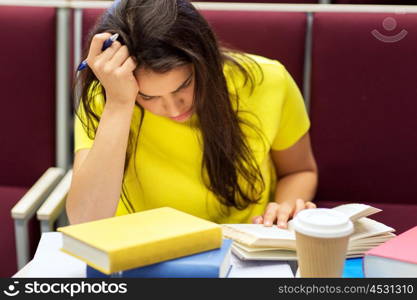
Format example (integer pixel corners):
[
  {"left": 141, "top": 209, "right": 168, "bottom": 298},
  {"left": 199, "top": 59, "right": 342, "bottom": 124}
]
[
  {"left": 222, "top": 224, "right": 295, "bottom": 240},
  {"left": 233, "top": 242, "right": 294, "bottom": 252},
  {"left": 351, "top": 233, "right": 396, "bottom": 246},
  {"left": 222, "top": 224, "right": 295, "bottom": 248},
  {"left": 332, "top": 203, "right": 381, "bottom": 222},
  {"left": 350, "top": 218, "right": 395, "bottom": 242},
  {"left": 232, "top": 244, "right": 297, "bottom": 261}
]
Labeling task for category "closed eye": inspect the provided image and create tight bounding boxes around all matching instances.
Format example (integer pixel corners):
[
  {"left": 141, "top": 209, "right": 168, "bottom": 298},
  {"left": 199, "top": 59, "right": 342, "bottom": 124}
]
[
  {"left": 141, "top": 95, "right": 156, "bottom": 101},
  {"left": 174, "top": 77, "right": 192, "bottom": 93}
]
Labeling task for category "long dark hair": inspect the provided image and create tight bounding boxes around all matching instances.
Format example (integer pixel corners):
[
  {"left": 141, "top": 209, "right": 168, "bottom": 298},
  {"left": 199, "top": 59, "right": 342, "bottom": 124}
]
[{"left": 75, "top": 0, "right": 266, "bottom": 214}]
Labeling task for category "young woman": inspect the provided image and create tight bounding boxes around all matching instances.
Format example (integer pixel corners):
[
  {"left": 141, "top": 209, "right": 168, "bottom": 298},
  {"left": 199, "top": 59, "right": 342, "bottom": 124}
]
[{"left": 67, "top": 0, "right": 318, "bottom": 228}]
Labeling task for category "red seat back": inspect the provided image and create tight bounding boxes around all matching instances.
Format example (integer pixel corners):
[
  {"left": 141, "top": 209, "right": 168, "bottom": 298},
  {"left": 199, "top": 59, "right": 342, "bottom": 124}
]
[
  {"left": 193, "top": 0, "right": 318, "bottom": 3},
  {"left": 310, "top": 13, "right": 417, "bottom": 210},
  {"left": 202, "top": 10, "right": 307, "bottom": 89},
  {"left": 335, "top": 0, "right": 417, "bottom": 4},
  {"left": 0, "top": 7, "right": 56, "bottom": 187},
  {"left": 82, "top": 8, "right": 306, "bottom": 89},
  {"left": 0, "top": 6, "right": 56, "bottom": 277}
]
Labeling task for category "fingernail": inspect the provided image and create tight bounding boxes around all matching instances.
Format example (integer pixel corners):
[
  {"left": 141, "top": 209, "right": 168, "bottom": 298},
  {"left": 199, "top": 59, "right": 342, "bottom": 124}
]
[
  {"left": 278, "top": 221, "right": 286, "bottom": 228},
  {"left": 265, "top": 221, "right": 271, "bottom": 226}
]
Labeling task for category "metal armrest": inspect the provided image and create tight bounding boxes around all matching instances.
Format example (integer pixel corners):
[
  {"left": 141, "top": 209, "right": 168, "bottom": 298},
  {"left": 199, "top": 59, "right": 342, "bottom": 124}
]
[
  {"left": 37, "top": 169, "right": 73, "bottom": 233},
  {"left": 11, "top": 167, "right": 65, "bottom": 270}
]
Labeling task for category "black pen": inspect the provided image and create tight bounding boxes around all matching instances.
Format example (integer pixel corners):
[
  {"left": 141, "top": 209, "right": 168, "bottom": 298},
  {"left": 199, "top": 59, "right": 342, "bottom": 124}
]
[{"left": 77, "top": 33, "right": 119, "bottom": 71}]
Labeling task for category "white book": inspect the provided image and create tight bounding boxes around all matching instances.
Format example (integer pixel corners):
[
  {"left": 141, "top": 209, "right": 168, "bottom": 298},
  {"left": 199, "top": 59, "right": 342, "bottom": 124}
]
[
  {"left": 222, "top": 223, "right": 296, "bottom": 249},
  {"left": 232, "top": 243, "right": 298, "bottom": 261},
  {"left": 228, "top": 253, "right": 294, "bottom": 277},
  {"left": 331, "top": 203, "right": 381, "bottom": 222},
  {"left": 222, "top": 203, "right": 395, "bottom": 261}
]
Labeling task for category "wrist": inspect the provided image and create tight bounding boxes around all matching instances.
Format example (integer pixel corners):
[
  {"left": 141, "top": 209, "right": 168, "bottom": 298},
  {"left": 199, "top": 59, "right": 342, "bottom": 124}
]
[{"left": 104, "top": 97, "right": 136, "bottom": 112}]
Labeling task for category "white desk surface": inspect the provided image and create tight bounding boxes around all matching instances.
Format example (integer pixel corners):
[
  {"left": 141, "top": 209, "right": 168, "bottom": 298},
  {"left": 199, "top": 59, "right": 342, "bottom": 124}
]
[
  {"left": 13, "top": 232, "right": 86, "bottom": 278},
  {"left": 13, "top": 232, "right": 294, "bottom": 278}
]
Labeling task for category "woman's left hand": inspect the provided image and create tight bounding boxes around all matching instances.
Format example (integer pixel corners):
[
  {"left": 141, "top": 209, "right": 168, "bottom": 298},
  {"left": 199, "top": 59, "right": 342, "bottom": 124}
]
[{"left": 252, "top": 198, "right": 316, "bottom": 229}]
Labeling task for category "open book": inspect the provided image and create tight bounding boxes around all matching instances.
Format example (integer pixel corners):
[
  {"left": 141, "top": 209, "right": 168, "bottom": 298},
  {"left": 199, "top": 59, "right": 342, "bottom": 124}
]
[{"left": 222, "top": 203, "right": 396, "bottom": 261}]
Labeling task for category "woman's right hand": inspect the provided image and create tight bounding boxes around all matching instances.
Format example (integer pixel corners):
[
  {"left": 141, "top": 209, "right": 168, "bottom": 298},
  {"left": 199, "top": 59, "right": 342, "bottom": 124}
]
[{"left": 86, "top": 32, "right": 139, "bottom": 105}]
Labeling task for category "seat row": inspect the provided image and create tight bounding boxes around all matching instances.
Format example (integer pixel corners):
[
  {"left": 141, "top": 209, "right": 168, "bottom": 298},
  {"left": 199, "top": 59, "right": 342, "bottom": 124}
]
[
  {"left": 1, "top": 3, "right": 416, "bottom": 277},
  {"left": 194, "top": 0, "right": 417, "bottom": 4}
]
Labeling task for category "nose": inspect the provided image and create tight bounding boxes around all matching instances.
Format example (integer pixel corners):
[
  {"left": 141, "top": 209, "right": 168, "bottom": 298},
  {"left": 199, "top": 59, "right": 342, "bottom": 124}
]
[{"left": 163, "top": 97, "right": 185, "bottom": 117}]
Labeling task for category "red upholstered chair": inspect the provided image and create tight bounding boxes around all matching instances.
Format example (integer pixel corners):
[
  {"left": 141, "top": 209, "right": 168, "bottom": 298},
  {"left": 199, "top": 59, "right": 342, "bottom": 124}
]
[
  {"left": 201, "top": 10, "right": 307, "bottom": 90},
  {"left": 192, "top": 0, "right": 319, "bottom": 3},
  {"left": 310, "top": 12, "right": 417, "bottom": 234},
  {"left": 82, "top": 9, "right": 107, "bottom": 49},
  {"left": 82, "top": 8, "right": 307, "bottom": 87},
  {"left": 0, "top": 6, "right": 64, "bottom": 277},
  {"left": 28, "top": 9, "right": 106, "bottom": 238},
  {"left": 334, "top": 0, "right": 417, "bottom": 4}
]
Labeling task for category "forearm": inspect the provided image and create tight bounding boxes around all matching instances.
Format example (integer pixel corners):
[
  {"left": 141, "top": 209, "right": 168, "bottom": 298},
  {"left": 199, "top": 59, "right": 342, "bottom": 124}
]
[
  {"left": 274, "top": 170, "right": 318, "bottom": 206},
  {"left": 67, "top": 100, "right": 135, "bottom": 224}
]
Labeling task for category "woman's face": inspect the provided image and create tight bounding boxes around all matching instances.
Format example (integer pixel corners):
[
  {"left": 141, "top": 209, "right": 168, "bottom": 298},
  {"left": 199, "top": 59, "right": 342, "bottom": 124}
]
[{"left": 135, "top": 64, "right": 195, "bottom": 122}]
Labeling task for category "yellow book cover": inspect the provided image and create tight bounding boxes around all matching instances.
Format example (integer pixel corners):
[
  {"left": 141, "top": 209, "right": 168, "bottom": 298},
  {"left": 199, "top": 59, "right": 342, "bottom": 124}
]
[{"left": 57, "top": 207, "right": 222, "bottom": 274}]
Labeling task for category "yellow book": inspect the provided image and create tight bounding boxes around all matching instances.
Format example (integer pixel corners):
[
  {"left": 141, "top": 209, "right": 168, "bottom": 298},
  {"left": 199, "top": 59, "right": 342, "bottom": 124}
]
[{"left": 57, "top": 207, "right": 222, "bottom": 274}]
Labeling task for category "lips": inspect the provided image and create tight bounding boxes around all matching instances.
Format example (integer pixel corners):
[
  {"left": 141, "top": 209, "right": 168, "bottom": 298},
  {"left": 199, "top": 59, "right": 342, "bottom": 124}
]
[{"left": 169, "top": 108, "right": 193, "bottom": 121}]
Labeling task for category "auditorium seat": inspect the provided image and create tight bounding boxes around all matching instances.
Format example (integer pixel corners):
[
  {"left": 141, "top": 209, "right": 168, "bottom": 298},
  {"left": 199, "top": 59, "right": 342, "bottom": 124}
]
[
  {"left": 0, "top": 6, "right": 62, "bottom": 277},
  {"left": 192, "top": 0, "right": 319, "bottom": 3},
  {"left": 201, "top": 10, "right": 307, "bottom": 89},
  {"left": 334, "top": 0, "right": 417, "bottom": 4},
  {"left": 310, "top": 12, "right": 417, "bottom": 234},
  {"left": 82, "top": 8, "right": 307, "bottom": 88}
]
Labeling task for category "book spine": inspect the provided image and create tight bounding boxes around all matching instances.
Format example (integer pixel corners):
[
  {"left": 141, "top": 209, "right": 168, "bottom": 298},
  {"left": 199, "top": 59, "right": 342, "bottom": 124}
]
[
  {"left": 110, "top": 227, "right": 222, "bottom": 273},
  {"left": 126, "top": 264, "right": 220, "bottom": 278},
  {"left": 86, "top": 264, "right": 220, "bottom": 278}
]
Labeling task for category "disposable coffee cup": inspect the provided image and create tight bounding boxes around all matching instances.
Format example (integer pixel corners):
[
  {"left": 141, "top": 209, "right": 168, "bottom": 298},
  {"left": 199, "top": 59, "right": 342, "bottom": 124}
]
[{"left": 293, "top": 208, "right": 353, "bottom": 278}]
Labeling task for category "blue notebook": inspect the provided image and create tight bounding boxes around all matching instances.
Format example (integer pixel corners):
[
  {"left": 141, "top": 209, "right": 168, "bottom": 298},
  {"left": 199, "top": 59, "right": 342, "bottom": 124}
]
[
  {"left": 86, "top": 239, "right": 233, "bottom": 278},
  {"left": 342, "top": 258, "right": 364, "bottom": 278}
]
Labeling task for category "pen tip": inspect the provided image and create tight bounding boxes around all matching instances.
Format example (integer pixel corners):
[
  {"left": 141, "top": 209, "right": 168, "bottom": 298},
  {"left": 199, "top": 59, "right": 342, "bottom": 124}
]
[{"left": 77, "top": 60, "right": 87, "bottom": 71}]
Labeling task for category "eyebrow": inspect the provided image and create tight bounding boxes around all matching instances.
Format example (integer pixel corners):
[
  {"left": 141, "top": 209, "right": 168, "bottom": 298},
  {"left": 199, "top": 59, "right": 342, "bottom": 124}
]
[{"left": 138, "top": 72, "right": 193, "bottom": 98}]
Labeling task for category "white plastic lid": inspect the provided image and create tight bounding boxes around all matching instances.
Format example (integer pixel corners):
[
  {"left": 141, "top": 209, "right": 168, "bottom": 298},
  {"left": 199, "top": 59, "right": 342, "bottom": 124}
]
[{"left": 293, "top": 208, "right": 354, "bottom": 238}]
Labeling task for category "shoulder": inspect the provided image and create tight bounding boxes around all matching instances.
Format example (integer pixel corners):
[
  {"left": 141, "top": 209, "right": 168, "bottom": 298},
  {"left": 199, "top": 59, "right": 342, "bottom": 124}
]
[
  {"left": 223, "top": 52, "right": 289, "bottom": 94},
  {"left": 244, "top": 53, "right": 286, "bottom": 74}
]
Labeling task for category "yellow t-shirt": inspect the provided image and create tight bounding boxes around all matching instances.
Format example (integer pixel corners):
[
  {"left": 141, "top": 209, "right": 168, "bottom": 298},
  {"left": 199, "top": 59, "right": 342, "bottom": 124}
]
[{"left": 74, "top": 53, "right": 310, "bottom": 224}]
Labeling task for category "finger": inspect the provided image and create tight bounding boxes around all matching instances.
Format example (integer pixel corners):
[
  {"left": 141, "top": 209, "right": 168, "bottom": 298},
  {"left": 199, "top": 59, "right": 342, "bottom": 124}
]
[
  {"left": 87, "top": 32, "right": 113, "bottom": 59},
  {"left": 293, "top": 198, "right": 306, "bottom": 217},
  {"left": 262, "top": 203, "right": 279, "bottom": 227},
  {"left": 306, "top": 202, "right": 317, "bottom": 209},
  {"left": 277, "top": 206, "right": 292, "bottom": 229},
  {"left": 96, "top": 40, "right": 123, "bottom": 63},
  {"left": 119, "top": 56, "right": 137, "bottom": 73},
  {"left": 252, "top": 216, "right": 263, "bottom": 224},
  {"left": 107, "top": 45, "right": 129, "bottom": 69}
]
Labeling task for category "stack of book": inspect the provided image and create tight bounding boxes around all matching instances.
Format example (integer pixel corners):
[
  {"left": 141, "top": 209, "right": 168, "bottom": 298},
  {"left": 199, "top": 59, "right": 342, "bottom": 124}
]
[
  {"left": 58, "top": 207, "right": 233, "bottom": 278},
  {"left": 222, "top": 203, "right": 396, "bottom": 261},
  {"left": 363, "top": 225, "right": 417, "bottom": 277}
]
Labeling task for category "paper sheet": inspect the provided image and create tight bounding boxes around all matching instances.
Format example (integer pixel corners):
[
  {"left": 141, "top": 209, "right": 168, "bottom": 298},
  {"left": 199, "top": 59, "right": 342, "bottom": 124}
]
[
  {"left": 228, "top": 253, "right": 294, "bottom": 278},
  {"left": 13, "top": 232, "right": 86, "bottom": 278}
]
